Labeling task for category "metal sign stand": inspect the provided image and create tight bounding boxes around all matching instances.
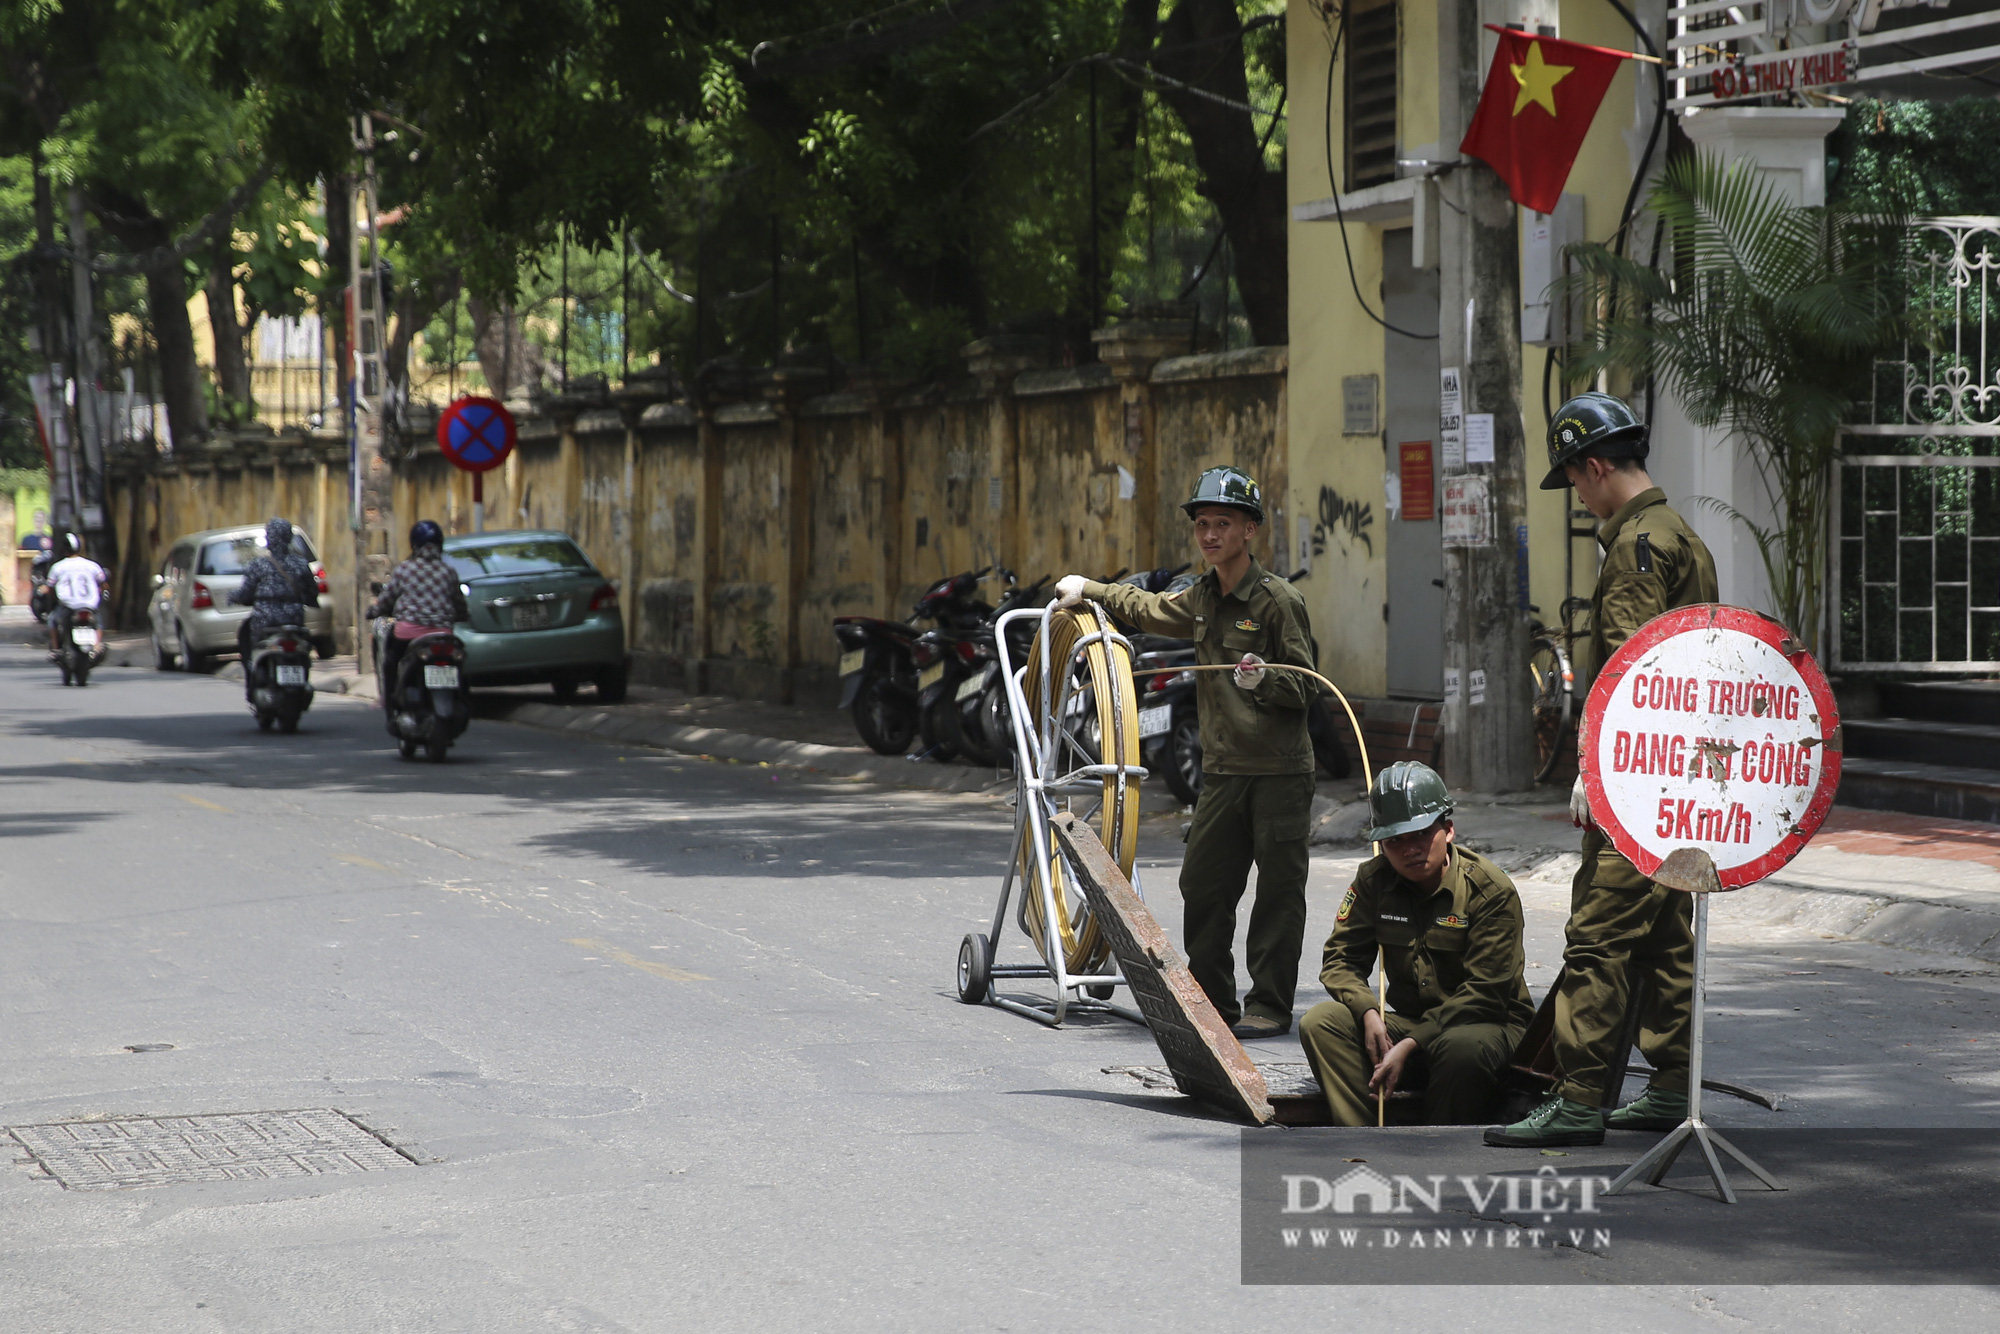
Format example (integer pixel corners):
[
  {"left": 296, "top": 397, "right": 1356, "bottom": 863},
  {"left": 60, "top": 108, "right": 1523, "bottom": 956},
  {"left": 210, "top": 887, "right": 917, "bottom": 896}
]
[
  {"left": 1607, "top": 862, "right": 1783, "bottom": 1204},
  {"left": 955, "top": 600, "right": 1148, "bottom": 1027}
]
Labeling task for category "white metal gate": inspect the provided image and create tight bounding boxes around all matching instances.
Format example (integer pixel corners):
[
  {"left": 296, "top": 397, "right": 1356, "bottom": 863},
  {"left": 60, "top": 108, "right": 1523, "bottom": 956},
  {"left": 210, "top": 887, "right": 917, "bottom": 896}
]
[{"left": 1834, "top": 217, "right": 2000, "bottom": 673}]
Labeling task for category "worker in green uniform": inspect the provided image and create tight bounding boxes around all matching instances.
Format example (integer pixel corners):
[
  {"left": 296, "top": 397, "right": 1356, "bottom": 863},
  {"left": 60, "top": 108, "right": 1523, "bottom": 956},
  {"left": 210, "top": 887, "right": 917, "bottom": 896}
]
[
  {"left": 1486, "top": 392, "right": 1720, "bottom": 1148},
  {"left": 1055, "top": 465, "right": 1318, "bottom": 1039},
  {"left": 1300, "top": 763, "right": 1535, "bottom": 1124}
]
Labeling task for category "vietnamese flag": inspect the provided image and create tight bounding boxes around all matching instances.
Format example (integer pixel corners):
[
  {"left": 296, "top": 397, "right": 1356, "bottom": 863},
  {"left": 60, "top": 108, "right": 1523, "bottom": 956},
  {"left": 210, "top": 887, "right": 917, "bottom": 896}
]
[{"left": 1459, "top": 27, "right": 1636, "bottom": 215}]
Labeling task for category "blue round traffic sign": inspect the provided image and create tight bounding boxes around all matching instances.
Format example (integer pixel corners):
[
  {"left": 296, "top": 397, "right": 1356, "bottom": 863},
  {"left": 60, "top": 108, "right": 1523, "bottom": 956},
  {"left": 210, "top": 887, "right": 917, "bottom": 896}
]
[{"left": 437, "top": 396, "right": 517, "bottom": 473}]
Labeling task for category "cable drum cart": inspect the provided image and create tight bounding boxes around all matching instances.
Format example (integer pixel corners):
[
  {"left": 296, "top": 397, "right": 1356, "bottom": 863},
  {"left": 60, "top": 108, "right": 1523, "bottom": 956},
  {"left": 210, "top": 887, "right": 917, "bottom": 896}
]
[{"left": 956, "top": 599, "right": 1151, "bottom": 1025}]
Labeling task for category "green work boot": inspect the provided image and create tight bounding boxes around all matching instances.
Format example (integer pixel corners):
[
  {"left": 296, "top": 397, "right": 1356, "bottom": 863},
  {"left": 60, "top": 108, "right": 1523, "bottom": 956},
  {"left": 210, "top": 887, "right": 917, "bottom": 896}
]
[
  {"left": 1483, "top": 1095, "right": 1605, "bottom": 1148},
  {"left": 1607, "top": 1086, "right": 1689, "bottom": 1132}
]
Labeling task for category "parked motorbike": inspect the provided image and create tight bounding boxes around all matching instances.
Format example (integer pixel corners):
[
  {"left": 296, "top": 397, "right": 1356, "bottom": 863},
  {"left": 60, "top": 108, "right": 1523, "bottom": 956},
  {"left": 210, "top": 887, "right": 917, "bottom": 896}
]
[
  {"left": 944, "top": 572, "right": 1049, "bottom": 768},
  {"left": 29, "top": 551, "right": 57, "bottom": 624},
  {"left": 52, "top": 607, "right": 103, "bottom": 687},
  {"left": 834, "top": 566, "right": 999, "bottom": 759},
  {"left": 370, "top": 595, "right": 470, "bottom": 763},
  {"left": 245, "top": 623, "right": 315, "bottom": 733}
]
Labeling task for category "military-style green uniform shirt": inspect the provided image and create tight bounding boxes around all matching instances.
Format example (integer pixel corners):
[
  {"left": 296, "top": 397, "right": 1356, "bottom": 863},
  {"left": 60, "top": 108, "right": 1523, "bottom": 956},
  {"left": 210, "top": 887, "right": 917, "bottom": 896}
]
[
  {"left": 1320, "top": 844, "right": 1535, "bottom": 1051},
  {"left": 1584, "top": 487, "right": 1720, "bottom": 688},
  {"left": 1082, "top": 558, "right": 1315, "bottom": 775}
]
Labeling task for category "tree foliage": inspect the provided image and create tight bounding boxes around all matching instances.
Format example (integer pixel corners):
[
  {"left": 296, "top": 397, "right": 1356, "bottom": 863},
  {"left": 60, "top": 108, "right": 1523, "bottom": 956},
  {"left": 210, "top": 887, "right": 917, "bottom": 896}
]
[{"left": 1560, "top": 154, "right": 1907, "bottom": 650}]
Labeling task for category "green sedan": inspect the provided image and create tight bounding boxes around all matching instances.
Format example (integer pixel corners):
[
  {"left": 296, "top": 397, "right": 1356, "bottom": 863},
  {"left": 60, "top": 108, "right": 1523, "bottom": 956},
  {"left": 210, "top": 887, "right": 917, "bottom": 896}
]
[{"left": 442, "top": 530, "right": 628, "bottom": 701}]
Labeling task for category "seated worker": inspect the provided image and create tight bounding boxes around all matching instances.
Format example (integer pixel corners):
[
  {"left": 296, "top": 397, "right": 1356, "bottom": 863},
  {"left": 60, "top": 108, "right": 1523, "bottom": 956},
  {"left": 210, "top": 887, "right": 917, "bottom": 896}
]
[{"left": 1298, "top": 762, "right": 1535, "bottom": 1125}]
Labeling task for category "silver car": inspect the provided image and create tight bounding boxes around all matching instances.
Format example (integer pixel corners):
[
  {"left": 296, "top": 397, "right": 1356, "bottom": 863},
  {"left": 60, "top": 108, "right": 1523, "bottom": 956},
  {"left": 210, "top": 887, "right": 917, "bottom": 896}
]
[{"left": 148, "top": 524, "right": 334, "bottom": 670}]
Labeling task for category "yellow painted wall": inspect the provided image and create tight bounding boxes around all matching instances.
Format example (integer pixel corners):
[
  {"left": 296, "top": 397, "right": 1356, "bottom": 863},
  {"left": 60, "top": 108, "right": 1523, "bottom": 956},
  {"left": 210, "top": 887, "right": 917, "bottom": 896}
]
[{"left": 1288, "top": 0, "right": 1650, "bottom": 697}]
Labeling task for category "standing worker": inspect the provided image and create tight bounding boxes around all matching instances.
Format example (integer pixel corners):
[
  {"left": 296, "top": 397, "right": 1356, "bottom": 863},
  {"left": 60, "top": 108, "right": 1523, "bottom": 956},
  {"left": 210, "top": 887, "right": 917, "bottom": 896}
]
[
  {"left": 1486, "top": 393, "right": 1719, "bottom": 1148},
  {"left": 1300, "top": 763, "right": 1534, "bottom": 1124},
  {"left": 1055, "top": 466, "right": 1318, "bottom": 1039}
]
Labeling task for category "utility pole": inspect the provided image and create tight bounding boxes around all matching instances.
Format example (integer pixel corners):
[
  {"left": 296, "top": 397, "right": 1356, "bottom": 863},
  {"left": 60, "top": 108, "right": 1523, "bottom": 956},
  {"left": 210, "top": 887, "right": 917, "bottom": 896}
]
[
  {"left": 349, "top": 115, "right": 393, "bottom": 671},
  {"left": 1436, "top": 0, "right": 1532, "bottom": 792},
  {"left": 64, "top": 187, "right": 108, "bottom": 544},
  {"left": 28, "top": 152, "right": 77, "bottom": 534}
]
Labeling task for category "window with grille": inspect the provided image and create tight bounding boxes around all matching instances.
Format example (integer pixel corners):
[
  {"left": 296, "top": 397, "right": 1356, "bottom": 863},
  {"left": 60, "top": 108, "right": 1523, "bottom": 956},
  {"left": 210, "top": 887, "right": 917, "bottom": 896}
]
[{"left": 1345, "top": 0, "right": 1399, "bottom": 191}]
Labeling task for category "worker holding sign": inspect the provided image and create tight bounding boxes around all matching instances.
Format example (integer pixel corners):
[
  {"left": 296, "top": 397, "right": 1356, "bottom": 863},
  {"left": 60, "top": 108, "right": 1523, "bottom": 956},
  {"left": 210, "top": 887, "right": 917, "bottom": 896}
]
[{"left": 1486, "top": 393, "right": 1719, "bottom": 1149}]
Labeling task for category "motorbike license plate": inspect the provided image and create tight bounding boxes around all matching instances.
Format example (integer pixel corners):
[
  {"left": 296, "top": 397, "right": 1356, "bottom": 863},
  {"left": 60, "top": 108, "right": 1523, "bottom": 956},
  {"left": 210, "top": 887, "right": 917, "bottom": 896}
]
[
  {"left": 70, "top": 627, "right": 98, "bottom": 647},
  {"left": 918, "top": 662, "right": 945, "bottom": 692},
  {"left": 956, "top": 671, "right": 988, "bottom": 703},
  {"left": 275, "top": 665, "right": 307, "bottom": 686},
  {"left": 839, "top": 649, "right": 865, "bottom": 677},
  {"left": 512, "top": 602, "right": 552, "bottom": 630},
  {"left": 1138, "top": 703, "right": 1172, "bottom": 738},
  {"left": 423, "top": 665, "right": 460, "bottom": 689}
]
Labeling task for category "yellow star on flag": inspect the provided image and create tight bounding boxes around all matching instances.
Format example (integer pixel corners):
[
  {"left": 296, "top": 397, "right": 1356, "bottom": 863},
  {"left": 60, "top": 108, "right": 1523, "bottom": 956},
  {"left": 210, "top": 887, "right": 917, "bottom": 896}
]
[{"left": 1510, "top": 40, "right": 1574, "bottom": 117}]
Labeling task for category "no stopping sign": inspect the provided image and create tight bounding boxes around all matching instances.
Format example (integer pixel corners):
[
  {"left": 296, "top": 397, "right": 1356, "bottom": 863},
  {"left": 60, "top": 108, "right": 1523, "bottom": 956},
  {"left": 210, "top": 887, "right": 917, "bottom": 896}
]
[{"left": 1581, "top": 604, "right": 1842, "bottom": 888}]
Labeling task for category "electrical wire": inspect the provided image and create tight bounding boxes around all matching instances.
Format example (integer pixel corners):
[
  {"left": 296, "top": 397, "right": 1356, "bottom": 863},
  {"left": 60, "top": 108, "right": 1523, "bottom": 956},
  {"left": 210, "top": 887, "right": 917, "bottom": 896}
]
[
  {"left": 1321, "top": 6, "right": 1439, "bottom": 341},
  {"left": 1602, "top": 0, "right": 1669, "bottom": 260}
]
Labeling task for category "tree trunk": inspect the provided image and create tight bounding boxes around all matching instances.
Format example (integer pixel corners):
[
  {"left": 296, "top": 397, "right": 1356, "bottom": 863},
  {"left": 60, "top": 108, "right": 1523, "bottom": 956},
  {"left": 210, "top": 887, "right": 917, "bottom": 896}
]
[
  {"left": 85, "top": 185, "right": 210, "bottom": 446},
  {"left": 385, "top": 270, "right": 456, "bottom": 407},
  {"left": 1075, "top": 0, "right": 1158, "bottom": 335},
  {"left": 466, "top": 294, "right": 545, "bottom": 399},
  {"left": 1152, "top": 0, "right": 1288, "bottom": 346},
  {"left": 206, "top": 250, "right": 252, "bottom": 409}
]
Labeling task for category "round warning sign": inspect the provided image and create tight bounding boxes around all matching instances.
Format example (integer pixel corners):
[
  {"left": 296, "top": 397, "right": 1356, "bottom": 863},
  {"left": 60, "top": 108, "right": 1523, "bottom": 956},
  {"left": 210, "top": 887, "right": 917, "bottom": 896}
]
[
  {"left": 1580, "top": 604, "right": 1842, "bottom": 889},
  {"left": 436, "top": 396, "right": 516, "bottom": 473}
]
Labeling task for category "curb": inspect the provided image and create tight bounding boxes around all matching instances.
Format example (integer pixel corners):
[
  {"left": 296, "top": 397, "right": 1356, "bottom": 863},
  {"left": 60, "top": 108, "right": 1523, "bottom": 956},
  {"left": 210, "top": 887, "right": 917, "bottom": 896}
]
[
  {"left": 485, "top": 699, "right": 1013, "bottom": 796},
  {"left": 1718, "top": 874, "right": 2000, "bottom": 967}
]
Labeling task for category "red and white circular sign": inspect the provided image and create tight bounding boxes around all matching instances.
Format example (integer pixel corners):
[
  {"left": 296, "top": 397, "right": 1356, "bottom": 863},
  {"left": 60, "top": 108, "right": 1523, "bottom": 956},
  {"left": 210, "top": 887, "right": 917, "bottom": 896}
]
[{"left": 1581, "top": 604, "right": 1842, "bottom": 889}]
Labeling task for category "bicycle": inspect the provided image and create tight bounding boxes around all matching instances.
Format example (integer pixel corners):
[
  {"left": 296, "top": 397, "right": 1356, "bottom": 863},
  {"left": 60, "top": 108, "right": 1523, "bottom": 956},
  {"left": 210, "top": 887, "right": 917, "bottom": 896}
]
[{"left": 1528, "top": 595, "right": 1591, "bottom": 783}]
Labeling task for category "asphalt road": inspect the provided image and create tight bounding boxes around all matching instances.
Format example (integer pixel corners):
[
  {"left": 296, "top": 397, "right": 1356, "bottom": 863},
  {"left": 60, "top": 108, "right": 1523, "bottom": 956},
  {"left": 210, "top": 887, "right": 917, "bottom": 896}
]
[{"left": 2, "top": 643, "right": 1997, "bottom": 1330}]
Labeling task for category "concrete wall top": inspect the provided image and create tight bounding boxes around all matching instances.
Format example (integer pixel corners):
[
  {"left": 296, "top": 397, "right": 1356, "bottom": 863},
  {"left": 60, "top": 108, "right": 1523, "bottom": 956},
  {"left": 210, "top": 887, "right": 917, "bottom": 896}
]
[
  {"left": 1014, "top": 364, "right": 1117, "bottom": 397},
  {"left": 1152, "top": 346, "right": 1288, "bottom": 383}
]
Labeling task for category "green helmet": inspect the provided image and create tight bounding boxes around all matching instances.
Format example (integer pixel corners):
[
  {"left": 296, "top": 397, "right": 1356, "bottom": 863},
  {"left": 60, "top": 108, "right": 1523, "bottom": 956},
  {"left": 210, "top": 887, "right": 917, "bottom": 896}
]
[
  {"left": 1364, "top": 761, "right": 1454, "bottom": 842},
  {"left": 1540, "top": 391, "right": 1648, "bottom": 490},
  {"left": 1182, "top": 465, "right": 1264, "bottom": 523}
]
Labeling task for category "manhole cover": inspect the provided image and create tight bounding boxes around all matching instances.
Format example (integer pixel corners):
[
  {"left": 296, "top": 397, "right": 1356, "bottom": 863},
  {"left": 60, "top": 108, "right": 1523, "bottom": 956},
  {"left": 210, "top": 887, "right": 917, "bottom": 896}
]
[{"left": 8, "top": 1109, "right": 416, "bottom": 1191}]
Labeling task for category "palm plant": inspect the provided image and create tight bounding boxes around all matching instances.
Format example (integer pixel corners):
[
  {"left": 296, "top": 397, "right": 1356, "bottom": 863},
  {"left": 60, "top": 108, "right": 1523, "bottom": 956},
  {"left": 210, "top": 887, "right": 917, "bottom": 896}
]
[{"left": 1559, "top": 153, "right": 1907, "bottom": 652}]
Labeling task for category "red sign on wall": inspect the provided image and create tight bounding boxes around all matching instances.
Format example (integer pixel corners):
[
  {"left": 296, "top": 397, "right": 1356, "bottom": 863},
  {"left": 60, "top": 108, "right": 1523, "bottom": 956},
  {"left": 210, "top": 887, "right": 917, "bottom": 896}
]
[{"left": 1398, "top": 441, "right": 1435, "bottom": 522}]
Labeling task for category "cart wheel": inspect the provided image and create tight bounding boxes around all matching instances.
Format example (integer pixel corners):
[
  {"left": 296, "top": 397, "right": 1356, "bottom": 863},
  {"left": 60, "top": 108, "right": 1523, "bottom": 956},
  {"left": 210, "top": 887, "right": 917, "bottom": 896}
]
[
  {"left": 956, "top": 933, "right": 991, "bottom": 1004},
  {"left": 1086, "top": 983, "right": 1116, "bottom": 1000}
]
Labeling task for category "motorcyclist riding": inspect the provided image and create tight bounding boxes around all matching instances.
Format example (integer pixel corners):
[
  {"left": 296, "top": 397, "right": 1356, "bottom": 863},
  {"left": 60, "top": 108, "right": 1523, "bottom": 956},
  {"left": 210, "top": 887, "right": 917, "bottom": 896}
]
[
  {"left": 46, "top": 533, "right": 107, "bottom": 656},
  {"left": 366, "top": 520, "right": 468, "bottom": 697},
  {"left": 229, "top": 518, "right": 319, "bottom": 699}
]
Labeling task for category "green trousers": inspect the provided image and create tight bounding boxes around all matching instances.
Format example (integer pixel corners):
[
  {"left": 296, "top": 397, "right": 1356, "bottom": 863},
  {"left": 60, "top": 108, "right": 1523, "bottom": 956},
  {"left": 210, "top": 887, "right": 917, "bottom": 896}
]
[
  {"left": 1298, "top": 1003, "right": 1521, "bottom": 1126},
  {"left": 1179, "top": 771, "right": 1315, "bottom": 1027},
  {"left": 1551, "top": 826, "right": 1694, "bottom": 1105}
]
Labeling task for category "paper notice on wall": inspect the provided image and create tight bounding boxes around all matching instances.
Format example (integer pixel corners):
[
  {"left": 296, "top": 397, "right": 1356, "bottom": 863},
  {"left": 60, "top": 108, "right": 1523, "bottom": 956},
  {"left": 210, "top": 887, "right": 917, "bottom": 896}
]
[
  {"left": 1117, "top": 465, "right": 1135, "bottom": 501},
  {"left": 1383, "top": 469, "right": 1403, "bottom": 521},
  {"left": 1439, "top": 367, "right": 1464, "bottom": 472},
  {"left": 1465, "top": 413, "right": 1495, "bottom": 465},
  {"left": 1469, "top": 668, "right": 1487, "bottom": 706},
  {"left": 1441, "top": 474, "right": 1492, "bottom": 547},
  {"left": 1444, "top": 667, "right": 1462, "bottom": 706}
]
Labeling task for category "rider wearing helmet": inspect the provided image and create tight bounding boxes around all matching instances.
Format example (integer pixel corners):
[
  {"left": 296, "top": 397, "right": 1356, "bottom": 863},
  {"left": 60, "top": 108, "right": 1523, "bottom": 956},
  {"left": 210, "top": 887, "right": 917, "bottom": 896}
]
[
  {"left": 45, "top": 531, "right": 107, "bottom": 657},
  {"left": 1054, "top": 465, "right": 1319, "bottom": 1040},
  {"left": 1298, "top": 762, "right": 1533, "bottom": 1125},
  {"left": 1485, "top": 392, "right": 1719, "bottom": 1148},
  {"left": 229, "top": 518, "right": 320, "bottom": 694},
  {"left": 367, "top": 520, "right": 468, "bottom": 699}
]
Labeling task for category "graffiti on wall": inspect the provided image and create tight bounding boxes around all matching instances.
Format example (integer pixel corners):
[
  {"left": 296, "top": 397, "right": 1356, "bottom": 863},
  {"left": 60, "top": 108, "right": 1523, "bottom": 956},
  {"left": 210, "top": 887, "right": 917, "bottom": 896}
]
[{"left": 1311, "top": 485, "right": 1374, "bottom": 557}]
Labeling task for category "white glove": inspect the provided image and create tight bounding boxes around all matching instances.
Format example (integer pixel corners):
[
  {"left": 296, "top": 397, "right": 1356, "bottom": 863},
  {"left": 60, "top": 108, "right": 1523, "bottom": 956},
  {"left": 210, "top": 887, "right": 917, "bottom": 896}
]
[
  {"left": 1233, "top": 653, "right": 1266, "bottom": 690},
  {"left": 1055, "top": 574, "right": 1088, "bottom": 606},
  {"left": 1570, "top": 775, "right": 1591, "bottom": 828}
]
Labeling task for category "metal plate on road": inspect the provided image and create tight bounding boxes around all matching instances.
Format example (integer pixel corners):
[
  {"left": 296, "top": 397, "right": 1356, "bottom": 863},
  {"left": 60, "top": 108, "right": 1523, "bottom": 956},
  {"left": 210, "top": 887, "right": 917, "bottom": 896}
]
[
  {"left": 423, "top": 665, "right": 460, "bottom": 689},
  {"left": 1049, "top": 812, "right": 1274, "bottom": 1124},
  {"left": 1138, "top": 702, "right": 1172, "bottom": 738},
  {"left": 1582, "top": 604, "right": 1842, "bottom": 889},
  {"left": 8, "top": 1110, "right": 414, "bottom": 1191},
  {"left": 276, "top": 665, "right": 307, "bottom": 686},
  {"left": 838, "top": 649, "right": 865, "bottom": 678}
]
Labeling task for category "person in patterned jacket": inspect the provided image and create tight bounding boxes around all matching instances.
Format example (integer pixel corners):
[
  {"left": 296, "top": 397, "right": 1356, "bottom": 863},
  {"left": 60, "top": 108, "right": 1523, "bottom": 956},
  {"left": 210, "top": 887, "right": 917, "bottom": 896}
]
[
  {"left": 230, "top": 518, "right": 320, "bottom": 697},
  {"left": 366, "top": 519, "right": 469, "bottom": 699}
]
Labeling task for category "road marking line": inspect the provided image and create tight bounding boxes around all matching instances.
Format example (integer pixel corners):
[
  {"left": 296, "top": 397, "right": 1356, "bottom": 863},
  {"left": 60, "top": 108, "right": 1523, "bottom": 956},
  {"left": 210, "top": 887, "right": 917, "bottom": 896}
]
[
  {"left": 178, "top": 794, "right": 231, "bottom": 813},
  {"left": 566, "top": 937, "right": 708, "bottom": 982},
  {"left": 336, "top": 854, "right": 391, "bottom": 871}
]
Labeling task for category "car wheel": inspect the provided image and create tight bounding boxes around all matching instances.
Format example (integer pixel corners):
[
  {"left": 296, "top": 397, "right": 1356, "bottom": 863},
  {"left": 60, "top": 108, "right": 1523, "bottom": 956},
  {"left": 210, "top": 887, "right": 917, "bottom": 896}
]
[
  {"left": 314, "top": 636, "right": 335, "bottom": 661},
  {"left": 551, "top": 677, "right": 579, "bottom": 702},
  {"left": 594, "top": 663, "right": 629, "bottom": 703},
  {"left": 152, "top": 631, "right": 175, "bottom": 671},
  {"left": 176, "top": 624, "right": 206, "bottom": 673}
]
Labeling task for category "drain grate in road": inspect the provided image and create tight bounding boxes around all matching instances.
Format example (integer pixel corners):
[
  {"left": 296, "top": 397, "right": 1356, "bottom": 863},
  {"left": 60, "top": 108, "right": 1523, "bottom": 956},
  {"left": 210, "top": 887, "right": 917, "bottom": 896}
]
[{"left": 8, "top": 1109, "right": 416, "bottom": 1191}]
